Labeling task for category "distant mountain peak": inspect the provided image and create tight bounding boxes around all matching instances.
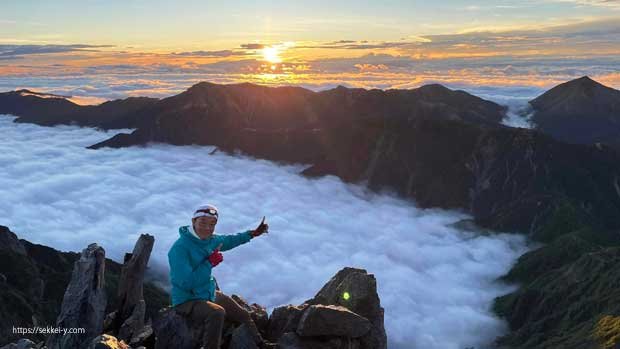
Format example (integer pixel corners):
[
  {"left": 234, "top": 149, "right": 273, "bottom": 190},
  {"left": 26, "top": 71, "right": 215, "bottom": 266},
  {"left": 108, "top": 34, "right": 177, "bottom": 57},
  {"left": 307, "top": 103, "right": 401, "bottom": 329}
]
[{"left": 529, "top": 76, "right": 620, "bottom": 147}]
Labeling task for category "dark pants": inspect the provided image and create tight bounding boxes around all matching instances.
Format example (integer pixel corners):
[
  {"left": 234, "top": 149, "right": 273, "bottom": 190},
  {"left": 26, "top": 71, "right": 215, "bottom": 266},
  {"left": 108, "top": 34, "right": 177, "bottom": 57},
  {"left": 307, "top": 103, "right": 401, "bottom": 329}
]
[{"left": 175, "top": 290, "right": 263, "bottom": 349}]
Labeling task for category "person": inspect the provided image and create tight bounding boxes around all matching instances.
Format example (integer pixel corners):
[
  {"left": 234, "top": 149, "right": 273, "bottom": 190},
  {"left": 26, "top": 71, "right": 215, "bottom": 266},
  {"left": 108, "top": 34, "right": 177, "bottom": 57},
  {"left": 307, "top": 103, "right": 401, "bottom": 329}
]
[{"left": 168, "top": 204, "right": 273, "bottom": 349}]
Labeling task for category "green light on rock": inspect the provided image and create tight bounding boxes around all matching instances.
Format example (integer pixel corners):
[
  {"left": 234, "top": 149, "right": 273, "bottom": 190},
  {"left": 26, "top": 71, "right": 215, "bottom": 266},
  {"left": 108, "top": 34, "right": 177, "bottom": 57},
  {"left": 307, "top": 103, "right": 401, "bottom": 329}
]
[{"left": 343, "top": 292, "right": 350, "bottom": 300}]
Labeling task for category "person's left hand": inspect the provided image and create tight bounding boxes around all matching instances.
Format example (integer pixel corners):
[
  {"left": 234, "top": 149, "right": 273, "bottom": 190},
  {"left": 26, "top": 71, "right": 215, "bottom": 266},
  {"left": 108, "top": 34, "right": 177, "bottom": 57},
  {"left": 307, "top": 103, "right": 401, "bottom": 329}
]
[
  {"left": 208, "top": 243, "right": 223, "bottom": 267},
  {"left": 251, "top": 216, "right": 269, "bottom": 237}
]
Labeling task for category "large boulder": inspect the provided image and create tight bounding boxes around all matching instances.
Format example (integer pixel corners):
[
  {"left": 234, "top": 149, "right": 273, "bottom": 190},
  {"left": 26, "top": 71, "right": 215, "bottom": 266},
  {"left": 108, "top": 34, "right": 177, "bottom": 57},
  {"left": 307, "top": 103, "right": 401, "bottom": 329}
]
[
  {"left": 231, "top": 294, "right": 269, "bottom": 335},
  {"left": 306, "top": 268, "right": 386, "bottom": 349},
  {"left": 152, "top": 307, "right": 202, "bottom": 349},
  {"left": 266, "top": 304, "right": 309, "bottom": 341},
  {"left": 296, "top": 305, "right": 370, "bottom": 338},
  {"left": 229, "top": 324, "right": 259, "bottom": 349}
]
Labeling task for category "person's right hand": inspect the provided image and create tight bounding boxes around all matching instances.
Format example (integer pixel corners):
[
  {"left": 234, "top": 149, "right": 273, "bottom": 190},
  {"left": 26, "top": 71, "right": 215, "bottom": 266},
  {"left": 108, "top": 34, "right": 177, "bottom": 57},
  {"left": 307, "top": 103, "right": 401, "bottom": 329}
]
[{"left": 208, "top": 243, "right": 223, "bottom": 267}]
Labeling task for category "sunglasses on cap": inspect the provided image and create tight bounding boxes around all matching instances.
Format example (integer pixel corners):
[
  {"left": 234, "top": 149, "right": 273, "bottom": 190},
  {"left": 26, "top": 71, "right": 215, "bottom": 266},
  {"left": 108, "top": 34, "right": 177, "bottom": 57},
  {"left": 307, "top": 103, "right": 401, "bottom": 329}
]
[{"left": 193, "top": 208, "right": 218, "bottom": 219}]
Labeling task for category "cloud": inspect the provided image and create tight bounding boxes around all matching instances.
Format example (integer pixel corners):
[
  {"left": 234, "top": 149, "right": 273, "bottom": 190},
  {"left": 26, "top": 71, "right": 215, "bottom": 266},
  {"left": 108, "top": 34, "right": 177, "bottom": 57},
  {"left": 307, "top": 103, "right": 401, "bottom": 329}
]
[
  {"left": 172, "top": 50, "right": 248, "bottom": 57},
  {"left": 240, "top": 43, "right": 266, "bottom": 50},
  {"left": 297, "top": 40, "right": 410, "bottom": 50},
  {"left": 548, "top": 0, "right": 620, "bottom": 8},
  {"left": 0, "top": 115, "right": 528, "bottom": 349},
  {"left": 0, "top": 44, "right": 113, "bottom": 59}
]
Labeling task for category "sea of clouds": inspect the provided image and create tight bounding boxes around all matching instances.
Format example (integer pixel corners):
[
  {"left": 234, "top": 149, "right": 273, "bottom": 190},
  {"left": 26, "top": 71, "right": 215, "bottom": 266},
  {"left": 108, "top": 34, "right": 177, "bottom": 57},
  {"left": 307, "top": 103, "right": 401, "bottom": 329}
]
[{"left": 0, "top": 115, "right": 529, "bottom": 349}]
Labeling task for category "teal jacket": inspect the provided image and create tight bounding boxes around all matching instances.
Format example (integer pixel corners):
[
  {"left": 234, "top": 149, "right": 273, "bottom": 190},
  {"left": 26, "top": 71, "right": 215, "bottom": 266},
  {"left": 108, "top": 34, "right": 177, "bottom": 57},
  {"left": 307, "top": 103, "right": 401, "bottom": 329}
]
[{"left": 168, "top": 225, "right": 253, "bottom": 306}]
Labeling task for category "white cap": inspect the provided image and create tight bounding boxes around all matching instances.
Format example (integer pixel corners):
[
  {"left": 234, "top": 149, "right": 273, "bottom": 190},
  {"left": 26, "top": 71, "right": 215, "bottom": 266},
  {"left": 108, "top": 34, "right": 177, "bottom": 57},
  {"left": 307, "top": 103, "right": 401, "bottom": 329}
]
[{"left": 192, "top": 204, "right": 219, "bottom": 220}]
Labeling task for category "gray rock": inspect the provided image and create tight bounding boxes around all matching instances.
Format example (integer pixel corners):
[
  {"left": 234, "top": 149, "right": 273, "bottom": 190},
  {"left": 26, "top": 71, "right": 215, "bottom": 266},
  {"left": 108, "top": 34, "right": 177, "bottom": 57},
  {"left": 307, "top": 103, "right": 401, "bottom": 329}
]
[
  {"left": 88, "top": 334, "right": 131, "bottom": 349},
  {"left": 0, "top": 338, "right": 37, "bottom": 349},
  {"left": 306, "top": 267, "right": 386, "bottom": 349},
  {"left": 128, "top": 323, "right": 152, "bottom": 347},
  {"left": 152, "top": 307, "right": 202, "bottom": 349},
  {"left": 45, "top": 243, "right": 107, "bottom": 349},
  {"left": 231, "top": 294, "right": 269, "bottom": 334},
  {"left": 267, "top": 304, "right": 309, "bottom": 341},
  {"left": 116, "top": 234, "right": 154, "bottom": 341},
  {"left": 296, "top": 305, "right": 370, "bottom": 338},
  {"left": 118, "top": 300, "right": 146, "bottom": 342},
  {"left": 229, "top": 324, "right": 259, "bottom": 349}
]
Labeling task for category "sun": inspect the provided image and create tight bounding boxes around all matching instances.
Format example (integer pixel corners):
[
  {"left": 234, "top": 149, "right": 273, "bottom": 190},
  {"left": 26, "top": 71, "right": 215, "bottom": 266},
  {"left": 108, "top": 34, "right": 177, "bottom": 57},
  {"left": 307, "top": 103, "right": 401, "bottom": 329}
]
[{"left": 262, "top": 46, "right": 282, "bottom": 63}]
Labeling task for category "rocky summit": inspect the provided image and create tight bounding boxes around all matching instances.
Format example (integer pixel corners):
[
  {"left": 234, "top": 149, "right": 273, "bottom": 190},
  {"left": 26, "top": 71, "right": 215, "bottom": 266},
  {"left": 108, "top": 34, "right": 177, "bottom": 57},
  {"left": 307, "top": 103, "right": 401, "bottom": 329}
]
[
  {"left": 0, "top": 226, "right": 168, "bottom": 347},
  {"left": 1, "top": 226, "right": 387, "bottom": 349}
]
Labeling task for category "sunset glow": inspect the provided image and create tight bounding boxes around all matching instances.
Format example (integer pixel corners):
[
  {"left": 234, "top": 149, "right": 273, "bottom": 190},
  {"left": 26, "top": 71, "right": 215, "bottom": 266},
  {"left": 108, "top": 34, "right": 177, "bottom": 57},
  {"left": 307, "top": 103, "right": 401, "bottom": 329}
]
[
  {"left": 262, "top": 46, "right": 282, "bottom": 63},
  {"left": 0, "top": 1, "right": 618, "bottom": 101}
]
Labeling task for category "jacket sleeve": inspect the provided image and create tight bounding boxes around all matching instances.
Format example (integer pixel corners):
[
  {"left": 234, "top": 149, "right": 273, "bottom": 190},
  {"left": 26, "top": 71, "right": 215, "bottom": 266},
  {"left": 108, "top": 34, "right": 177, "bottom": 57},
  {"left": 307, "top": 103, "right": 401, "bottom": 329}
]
[
  {"left": 168, "top": 244, "right": 212, "bottom": 292},
  {"left": 218, "top": 231, "right": 253, "bottom": 252}
]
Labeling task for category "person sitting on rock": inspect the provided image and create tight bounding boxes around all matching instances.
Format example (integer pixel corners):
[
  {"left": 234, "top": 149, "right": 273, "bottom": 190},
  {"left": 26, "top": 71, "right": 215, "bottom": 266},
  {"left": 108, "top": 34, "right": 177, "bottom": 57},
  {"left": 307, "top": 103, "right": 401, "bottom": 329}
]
[{"left": 168, "top": 204, "right": 273, "bottom": 349}]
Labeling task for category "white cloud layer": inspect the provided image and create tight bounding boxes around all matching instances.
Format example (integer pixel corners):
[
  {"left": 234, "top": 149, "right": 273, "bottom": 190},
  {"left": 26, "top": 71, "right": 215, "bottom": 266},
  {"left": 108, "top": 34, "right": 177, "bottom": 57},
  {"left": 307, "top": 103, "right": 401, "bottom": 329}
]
[{"left": 0, "top": 115, "right": 528, "bottom": 349}]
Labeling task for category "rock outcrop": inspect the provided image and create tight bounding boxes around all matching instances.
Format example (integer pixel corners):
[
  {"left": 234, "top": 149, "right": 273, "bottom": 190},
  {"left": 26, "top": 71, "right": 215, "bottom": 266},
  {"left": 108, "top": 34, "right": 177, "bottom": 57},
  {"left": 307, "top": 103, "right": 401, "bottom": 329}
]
[
  {"left": 0, "top": 227, "right": 385, "bottom": 348},
  {"left": 114, "top": 234, "right": 154, "bottom": 342},
  {"left": 153, "top": 267, "right": 386, "bottom": 349},
  {"left": 0, "top": 227, "right": 169, "bottom": 347},
  {"left": 45, "top": 243, "right": 107, "bottom": 349}
]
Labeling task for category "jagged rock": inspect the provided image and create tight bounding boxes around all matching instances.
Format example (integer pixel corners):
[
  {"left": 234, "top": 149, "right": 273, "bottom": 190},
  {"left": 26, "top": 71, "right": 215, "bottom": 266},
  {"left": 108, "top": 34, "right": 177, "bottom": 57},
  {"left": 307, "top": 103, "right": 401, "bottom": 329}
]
[
  {"left": 307, "top": 267, "right": 386, "bottom": 349},
  {"left": 277, "top": 332, "right": 359, "bottom": 349},
  {"left": 231, "top": 294, "right": 269, "bottom": 334},
  {"left": 0, "top": 339, "right": 36, "bottom": 349},
  {"left": 115, "top": 234, "right": 154, "bottom": 342},
  {"left": 229, "top": 324, "right": 259, "bottom": 349},
  {"left": 266, "top": 304, "right": 309, "bottom": 341},
  {"left": 118, "top": 300, "right": 146, "bottom": 343},
  {"left": 152, "top": 307, "right": 201, "bottom": 349},
  {"left": 45, "top": 243, "right": 107, "bottom": 349},
  {"left": 296, "top": 305, "right": 370, "bottom": 338},
  {"left": 88, "top": 334, "right": 131, "bottom": 349}
]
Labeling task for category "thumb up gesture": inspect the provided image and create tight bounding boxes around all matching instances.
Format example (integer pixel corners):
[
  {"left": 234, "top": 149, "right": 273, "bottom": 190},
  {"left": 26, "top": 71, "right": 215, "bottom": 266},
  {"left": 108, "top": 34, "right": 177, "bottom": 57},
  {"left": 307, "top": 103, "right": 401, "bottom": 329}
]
[
  {"left": 208, "top": 243, "right": 224, "bottom": 267},
  {"left": 251, "top": 216, "right": 269, "bottom": 238}
]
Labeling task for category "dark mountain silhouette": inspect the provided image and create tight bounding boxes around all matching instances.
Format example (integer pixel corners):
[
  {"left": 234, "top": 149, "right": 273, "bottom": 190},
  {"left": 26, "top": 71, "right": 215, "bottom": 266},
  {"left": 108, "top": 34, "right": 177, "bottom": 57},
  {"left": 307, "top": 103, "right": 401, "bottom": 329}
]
[
  {"left": 0, "top": 89, "right": 158, "bottom": 129},
  {"left": 84, "top": 82, "right": 620, "bottom": 236},
  {"left": 530, "top": 76, "right": 620, "bottom": 150}
]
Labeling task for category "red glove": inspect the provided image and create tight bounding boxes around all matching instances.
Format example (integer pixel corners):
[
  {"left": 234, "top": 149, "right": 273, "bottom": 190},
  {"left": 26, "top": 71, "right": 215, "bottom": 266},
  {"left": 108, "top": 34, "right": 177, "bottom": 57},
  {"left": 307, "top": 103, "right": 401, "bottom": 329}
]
[
  {"left": 251, "top": 216, "right": 269, "bottom": 237},
  {"left": 208, "top": 244, "right": 223, "bottom": 267}
]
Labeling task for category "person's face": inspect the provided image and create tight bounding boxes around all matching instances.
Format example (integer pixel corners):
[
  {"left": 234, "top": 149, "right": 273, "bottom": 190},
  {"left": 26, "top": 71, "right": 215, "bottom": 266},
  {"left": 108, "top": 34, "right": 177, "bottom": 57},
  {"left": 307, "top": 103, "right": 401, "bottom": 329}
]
[{"left": 193, "top": 216, "right": 217, "bottom": 239}]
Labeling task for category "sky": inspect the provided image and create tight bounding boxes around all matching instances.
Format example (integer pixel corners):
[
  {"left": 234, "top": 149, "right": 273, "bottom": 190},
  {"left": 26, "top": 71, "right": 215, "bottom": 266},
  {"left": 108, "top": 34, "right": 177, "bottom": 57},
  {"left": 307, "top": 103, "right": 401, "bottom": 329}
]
[
  {"left": 0, "top": 114, "right": 528, "bottom": 349},
  {"left": 1, "top": 0, "right": 620, "bottom": 103}
]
